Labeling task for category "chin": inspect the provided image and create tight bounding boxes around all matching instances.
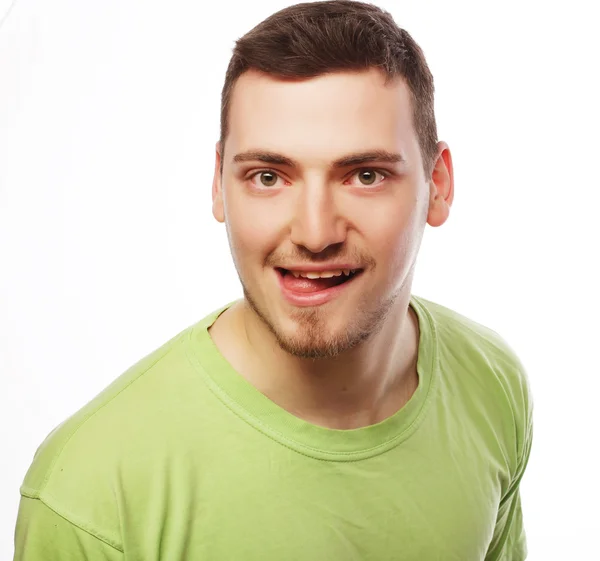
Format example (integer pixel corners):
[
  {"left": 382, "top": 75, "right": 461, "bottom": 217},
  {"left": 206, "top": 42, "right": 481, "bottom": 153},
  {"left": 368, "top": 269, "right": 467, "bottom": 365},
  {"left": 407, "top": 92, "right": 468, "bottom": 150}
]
[
  {"left": 273, "top": 322, "right": 369, "bottom": 359},
  {"left": 244, "top": 284, "right": 396, "bottom": 359}
]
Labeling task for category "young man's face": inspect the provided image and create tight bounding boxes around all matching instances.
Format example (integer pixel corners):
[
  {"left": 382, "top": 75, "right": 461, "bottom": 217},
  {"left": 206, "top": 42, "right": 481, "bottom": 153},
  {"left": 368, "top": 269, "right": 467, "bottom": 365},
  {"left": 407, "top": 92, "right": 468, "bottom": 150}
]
[{"left": 213, "top": 68, "right": 450, "bottom": 358}]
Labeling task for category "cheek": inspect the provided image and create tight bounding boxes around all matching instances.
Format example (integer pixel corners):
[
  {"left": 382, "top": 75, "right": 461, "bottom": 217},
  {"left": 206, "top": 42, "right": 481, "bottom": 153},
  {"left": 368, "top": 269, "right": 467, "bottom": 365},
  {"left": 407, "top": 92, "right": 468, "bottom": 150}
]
[
  {"left": 365, "top": 205, "right": 423, "bottom": 272},
  {"left": 224, "top": 196, "right": 285, "bottom": 264}
]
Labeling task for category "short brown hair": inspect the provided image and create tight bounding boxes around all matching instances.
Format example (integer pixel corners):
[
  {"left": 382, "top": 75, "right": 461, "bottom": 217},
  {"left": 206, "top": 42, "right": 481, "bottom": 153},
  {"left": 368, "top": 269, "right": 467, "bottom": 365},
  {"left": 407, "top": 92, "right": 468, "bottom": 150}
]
[{"left": 219, "top": 0, "right": 438, "bottom": 175}]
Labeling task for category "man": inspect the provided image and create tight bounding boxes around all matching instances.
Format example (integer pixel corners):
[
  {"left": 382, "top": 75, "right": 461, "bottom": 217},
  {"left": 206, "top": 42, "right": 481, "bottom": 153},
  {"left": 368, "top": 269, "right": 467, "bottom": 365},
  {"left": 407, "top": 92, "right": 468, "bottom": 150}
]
[{"left": 14, "top": 1, "right": 533, "bottom": 560}]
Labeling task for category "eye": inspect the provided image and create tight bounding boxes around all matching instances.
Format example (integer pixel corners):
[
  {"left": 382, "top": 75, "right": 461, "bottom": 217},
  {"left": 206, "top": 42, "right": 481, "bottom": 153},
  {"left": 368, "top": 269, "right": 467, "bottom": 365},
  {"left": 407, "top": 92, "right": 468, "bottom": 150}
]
[
  {"left": 247, "top": 168, "right": 389, "bottom": 189},
  {"left": 248, "top": 170, "right": 284, "bottom": 188},
  {"left": 348, "top": 169, "right": 388, "bottom": 187}
]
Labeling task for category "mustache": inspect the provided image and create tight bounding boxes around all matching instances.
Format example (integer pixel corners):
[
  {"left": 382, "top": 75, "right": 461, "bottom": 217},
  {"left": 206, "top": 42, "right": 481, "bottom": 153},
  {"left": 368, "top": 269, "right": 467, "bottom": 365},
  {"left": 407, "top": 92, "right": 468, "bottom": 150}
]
[{"left": 265, "top": 247, "right": 375, "bottom": 269}]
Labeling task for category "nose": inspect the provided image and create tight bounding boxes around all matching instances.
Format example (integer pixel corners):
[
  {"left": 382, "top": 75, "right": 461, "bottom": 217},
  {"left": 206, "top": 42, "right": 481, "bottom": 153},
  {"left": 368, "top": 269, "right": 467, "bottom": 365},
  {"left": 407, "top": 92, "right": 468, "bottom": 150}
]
[{"left": 289, "top": 182, "right": 347, "bottom": 254}]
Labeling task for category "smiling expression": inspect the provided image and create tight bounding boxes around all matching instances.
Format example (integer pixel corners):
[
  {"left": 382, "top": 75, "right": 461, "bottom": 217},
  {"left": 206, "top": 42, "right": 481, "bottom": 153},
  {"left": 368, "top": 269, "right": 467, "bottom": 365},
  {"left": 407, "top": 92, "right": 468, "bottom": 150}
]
[{"left": 212, "top": 68, "right": 450, "bottom": 358}]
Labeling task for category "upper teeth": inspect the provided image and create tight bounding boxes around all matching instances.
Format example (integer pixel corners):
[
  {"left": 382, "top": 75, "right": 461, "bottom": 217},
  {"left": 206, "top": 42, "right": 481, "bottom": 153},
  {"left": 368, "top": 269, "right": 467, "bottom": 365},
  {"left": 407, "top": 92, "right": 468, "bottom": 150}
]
[{"left": 291, "top": 269, "right": 356, "bottom": 279}]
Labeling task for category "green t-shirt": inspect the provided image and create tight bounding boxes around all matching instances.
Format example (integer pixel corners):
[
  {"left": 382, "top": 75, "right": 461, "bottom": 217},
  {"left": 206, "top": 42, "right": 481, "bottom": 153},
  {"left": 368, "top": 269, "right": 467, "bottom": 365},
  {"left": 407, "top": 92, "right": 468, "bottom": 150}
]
[{"left": 14, "top": 295, "right": 533, "bottom": 561}]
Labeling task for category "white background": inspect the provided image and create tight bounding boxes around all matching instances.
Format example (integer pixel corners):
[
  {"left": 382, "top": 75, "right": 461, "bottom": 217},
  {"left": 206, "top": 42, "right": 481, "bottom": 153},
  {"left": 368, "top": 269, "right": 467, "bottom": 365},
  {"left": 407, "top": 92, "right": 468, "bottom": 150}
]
[{"left": 1, "top": 0, "right": 599, "bottom": 559}]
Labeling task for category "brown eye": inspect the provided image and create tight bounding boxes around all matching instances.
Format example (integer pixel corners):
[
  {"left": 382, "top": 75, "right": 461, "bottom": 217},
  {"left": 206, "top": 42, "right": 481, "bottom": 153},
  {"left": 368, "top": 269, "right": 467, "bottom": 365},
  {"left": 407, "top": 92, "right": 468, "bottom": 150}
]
[
  {"left": 349, "top": 169, "right": 388, "bottom": 188},
  {"left": 358, "top": 170, "right": 377, "bottom": 185},
  {"left": 259, "top": 171, "right": 278, "bottom": 187}
]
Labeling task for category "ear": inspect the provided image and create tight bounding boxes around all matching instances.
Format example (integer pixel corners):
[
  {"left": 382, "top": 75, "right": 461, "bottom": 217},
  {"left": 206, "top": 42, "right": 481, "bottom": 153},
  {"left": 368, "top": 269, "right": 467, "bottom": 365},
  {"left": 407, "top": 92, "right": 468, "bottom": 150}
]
[
  {"left": 212, "top": 141, "right": 225, "bottom": 223},
  {"left": 426, "top": 141, "right": 454, "bottom": 228}
]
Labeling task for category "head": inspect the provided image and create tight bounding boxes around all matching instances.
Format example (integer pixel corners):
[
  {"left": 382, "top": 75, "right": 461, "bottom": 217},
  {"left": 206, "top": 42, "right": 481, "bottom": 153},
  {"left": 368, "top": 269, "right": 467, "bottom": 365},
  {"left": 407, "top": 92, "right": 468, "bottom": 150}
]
[{"left": 212, "top": 0, "right": 453, "bottom": 359}]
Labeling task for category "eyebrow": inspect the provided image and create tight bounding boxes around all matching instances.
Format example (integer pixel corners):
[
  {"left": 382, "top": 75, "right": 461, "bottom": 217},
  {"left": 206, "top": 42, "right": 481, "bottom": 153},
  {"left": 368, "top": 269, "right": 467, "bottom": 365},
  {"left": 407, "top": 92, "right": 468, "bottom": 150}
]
[{"left": 232, "top": 149, "right": 405, "bottom": 169}]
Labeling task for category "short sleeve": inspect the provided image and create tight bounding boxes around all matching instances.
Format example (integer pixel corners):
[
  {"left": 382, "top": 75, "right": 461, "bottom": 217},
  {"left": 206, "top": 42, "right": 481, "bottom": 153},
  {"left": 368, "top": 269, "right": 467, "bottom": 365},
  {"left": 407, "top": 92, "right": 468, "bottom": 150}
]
[
  {"left": 485, "top": 382, "right": 534, "bottom": 561},
  {"left": 14, "top": 496, "right": 123, "bottom": 561}
]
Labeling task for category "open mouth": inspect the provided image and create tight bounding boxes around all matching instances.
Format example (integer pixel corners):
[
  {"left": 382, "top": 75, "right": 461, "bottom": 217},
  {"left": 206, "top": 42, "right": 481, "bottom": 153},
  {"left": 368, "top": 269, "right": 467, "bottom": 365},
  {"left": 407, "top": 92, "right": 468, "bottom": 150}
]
[{"left": 276, "top": 268, "right": 363, "bottom": 293}]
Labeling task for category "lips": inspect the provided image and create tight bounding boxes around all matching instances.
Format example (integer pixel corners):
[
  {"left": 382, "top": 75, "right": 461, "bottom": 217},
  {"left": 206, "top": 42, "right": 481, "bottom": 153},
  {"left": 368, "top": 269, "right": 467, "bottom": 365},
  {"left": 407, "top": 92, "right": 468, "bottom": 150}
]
[
  {"left": 278, "top": 268, "right": 358, "bottom": 293},
  {"left": 275, "top": 267, "right": 364, "bottom": 307}
]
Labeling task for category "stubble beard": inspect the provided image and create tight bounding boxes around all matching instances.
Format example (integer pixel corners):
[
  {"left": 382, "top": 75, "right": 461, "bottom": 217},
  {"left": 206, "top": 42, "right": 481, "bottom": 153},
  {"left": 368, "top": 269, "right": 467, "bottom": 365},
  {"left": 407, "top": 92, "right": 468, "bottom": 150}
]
[{"left": 242, "top": 283, "right": 399, "bottom": 359}]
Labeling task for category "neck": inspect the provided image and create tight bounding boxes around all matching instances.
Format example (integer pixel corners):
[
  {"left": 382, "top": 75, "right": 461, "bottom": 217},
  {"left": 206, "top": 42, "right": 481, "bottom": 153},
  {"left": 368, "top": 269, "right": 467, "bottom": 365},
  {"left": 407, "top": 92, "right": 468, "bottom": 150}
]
[{"left": 210, "top": 292, "right": 420, "bottom": 430}]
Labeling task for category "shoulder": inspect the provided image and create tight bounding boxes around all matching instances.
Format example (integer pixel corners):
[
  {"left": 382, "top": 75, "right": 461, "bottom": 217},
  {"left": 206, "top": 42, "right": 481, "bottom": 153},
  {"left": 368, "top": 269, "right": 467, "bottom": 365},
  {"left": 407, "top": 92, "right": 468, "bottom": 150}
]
[
  {"left": 415, "top": 294, "right": 531, "bottom": 392},
  {"left": 19, "top": 325, "right": 193, "bottom": 536},
  {"left": 413, "top": 295, "right": 533, "bottom": 472}
]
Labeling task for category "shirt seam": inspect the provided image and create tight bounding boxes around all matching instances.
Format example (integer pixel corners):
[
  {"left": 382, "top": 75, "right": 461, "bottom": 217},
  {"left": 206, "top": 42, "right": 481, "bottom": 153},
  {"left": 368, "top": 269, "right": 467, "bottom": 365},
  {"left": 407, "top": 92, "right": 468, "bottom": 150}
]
[
  {"left": 20, "top": 493, "right": 124, "bottom": 553},
  {"left": 486, "top": 352, "right": 524, "bottom": 486},
  {"left": 484, "top": 489, "right": 522, "bottom": 561}
]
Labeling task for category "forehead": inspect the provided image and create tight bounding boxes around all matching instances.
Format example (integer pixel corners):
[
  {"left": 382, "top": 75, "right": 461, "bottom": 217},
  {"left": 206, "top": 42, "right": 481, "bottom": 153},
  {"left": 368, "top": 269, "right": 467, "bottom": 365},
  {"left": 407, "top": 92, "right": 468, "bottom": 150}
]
[{"left": 226, "top": 68, "right": 417, "bottom": 165}]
